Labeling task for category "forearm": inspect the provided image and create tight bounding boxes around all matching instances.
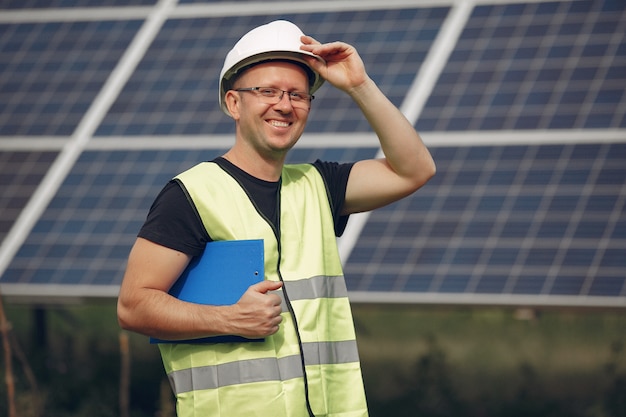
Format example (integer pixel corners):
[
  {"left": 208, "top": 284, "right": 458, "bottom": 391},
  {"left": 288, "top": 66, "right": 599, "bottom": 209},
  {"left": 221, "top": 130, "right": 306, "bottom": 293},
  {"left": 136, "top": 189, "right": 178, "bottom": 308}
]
[
  {"left": 302, "top": 36, "right": 434, "bottom": 180},
  {"left": 349, "top": 77, "right": 435, "bottom": 183},
  {"left": 117, "top": 287, "right": 235, "bottom": 341}
]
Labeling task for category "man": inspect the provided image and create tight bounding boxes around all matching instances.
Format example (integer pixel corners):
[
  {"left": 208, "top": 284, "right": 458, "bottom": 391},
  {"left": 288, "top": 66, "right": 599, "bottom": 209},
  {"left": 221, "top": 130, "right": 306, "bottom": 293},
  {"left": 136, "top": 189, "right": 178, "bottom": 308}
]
[{"left": 118, "top": 20, "right": 435, "bottom": 417}]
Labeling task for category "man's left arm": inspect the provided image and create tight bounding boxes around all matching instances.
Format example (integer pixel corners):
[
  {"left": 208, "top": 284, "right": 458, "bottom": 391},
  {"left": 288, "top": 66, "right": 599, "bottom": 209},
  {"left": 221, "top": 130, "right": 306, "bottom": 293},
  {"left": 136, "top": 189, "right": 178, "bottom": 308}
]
[{"left": 301, "top": 37, "right": 436, "bottom": 215}]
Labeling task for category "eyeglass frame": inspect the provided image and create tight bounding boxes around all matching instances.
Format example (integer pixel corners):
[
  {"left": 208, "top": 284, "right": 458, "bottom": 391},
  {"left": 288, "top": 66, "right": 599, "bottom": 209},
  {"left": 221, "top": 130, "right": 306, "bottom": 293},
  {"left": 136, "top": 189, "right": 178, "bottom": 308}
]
[{"left": 233, "top": 87, "right": 315, "bottom": 109}]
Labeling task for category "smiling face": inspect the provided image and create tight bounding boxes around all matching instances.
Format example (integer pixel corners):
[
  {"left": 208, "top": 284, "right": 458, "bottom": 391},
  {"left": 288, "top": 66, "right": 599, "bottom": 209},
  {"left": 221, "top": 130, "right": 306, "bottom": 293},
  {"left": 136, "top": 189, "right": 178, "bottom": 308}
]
[{"left": 225, "top": 61, "right": 311, "bottom": 163}]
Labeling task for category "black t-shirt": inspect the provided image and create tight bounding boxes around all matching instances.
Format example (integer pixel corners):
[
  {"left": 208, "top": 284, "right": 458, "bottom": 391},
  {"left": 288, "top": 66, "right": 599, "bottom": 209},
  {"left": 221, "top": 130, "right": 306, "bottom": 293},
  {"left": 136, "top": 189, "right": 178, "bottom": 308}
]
[{"left": 138, "top": 157, "right": 353, "bottom": 257}]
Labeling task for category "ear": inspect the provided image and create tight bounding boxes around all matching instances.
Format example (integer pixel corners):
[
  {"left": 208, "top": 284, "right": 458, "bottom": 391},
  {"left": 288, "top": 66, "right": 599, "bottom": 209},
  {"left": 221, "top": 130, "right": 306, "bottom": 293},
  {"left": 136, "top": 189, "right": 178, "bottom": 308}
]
[{"left": 224, "top": 90, "right": 241, "bottom": 120}]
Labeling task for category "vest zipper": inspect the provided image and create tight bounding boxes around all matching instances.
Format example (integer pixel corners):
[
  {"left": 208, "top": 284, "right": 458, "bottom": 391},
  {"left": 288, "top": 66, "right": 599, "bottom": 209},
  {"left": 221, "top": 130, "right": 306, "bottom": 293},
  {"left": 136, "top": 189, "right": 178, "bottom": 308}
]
[
  {"left": 273, "top": 183, "right": 316, "bottom": 417},
  {"left": 222, "top": 167, "right": 316, "bottom": 417}
]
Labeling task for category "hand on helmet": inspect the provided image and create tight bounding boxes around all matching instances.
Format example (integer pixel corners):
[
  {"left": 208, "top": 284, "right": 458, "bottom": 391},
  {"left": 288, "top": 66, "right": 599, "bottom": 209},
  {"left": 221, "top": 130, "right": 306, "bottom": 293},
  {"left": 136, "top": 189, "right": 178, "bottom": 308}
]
[{"left": 299, "top": 35, "right": 369, "bottom": 93}]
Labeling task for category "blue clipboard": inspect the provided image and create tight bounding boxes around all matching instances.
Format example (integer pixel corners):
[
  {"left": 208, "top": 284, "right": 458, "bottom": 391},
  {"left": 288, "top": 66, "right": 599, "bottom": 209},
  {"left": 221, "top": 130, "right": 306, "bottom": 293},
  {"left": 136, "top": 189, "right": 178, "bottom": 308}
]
[{"left": 150, "top": 239, "right": 264, "bottom": 344}]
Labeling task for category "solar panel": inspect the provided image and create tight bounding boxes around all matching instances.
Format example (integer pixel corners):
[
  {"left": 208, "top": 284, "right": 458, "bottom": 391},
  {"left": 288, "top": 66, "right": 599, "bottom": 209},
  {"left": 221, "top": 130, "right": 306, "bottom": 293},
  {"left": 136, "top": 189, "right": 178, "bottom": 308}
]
[
  {"left": 345, "top": 141, "right": 626, "bottom": 305},
  {"left": 2, "top": 149, "right": 220, "bottom": 289},
  {"left": 0, "top": 1, "right": 624, "bottom": 308},
  {"left": 95, "top": 8, "right": 448, "bottom": 136},
  {"left": 1, "top": 147, "right": 377, "bottom": 294},
  {"left": 417, "top": 1, "right": 626, "bottom": 131},
  {"left": 0, "top": 20, "right": 141, "bottom": 136}
]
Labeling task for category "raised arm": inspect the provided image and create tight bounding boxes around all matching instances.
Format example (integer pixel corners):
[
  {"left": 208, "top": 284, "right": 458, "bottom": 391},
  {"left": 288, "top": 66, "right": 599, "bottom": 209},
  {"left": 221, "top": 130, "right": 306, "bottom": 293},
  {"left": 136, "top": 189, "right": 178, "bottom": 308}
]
[
  {"left": 117, "top": 237, "right": 283, "bottom": 340},
  {"left": 301, "top": 36, "right": 436, "bottom": 214}
]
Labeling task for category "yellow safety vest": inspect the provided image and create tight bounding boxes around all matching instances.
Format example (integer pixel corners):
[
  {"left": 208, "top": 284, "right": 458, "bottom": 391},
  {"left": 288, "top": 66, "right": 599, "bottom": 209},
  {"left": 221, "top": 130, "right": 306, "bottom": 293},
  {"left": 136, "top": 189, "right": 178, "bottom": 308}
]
[{"left": 158, "top": 161, "right": 368, "bottom": 417}]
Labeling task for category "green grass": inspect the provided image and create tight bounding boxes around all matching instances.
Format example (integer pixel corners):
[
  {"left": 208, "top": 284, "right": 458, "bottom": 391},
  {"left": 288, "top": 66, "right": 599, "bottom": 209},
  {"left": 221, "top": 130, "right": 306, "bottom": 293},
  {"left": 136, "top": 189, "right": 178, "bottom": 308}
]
[{"left": 1, "top": 302, "right": 625, "bottom": 417}]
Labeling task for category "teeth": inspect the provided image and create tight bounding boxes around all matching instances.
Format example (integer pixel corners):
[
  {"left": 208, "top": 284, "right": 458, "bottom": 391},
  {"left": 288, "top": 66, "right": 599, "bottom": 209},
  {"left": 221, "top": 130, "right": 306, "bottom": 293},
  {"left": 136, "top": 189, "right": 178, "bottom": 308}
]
[{"left": 269, "top": 120, "right": 289, "bottom": 127}]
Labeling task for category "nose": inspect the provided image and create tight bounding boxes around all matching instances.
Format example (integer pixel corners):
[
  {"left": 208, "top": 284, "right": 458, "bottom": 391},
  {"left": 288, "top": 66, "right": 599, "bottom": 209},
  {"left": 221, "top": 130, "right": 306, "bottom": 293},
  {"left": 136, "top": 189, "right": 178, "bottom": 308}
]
[{"left": 273, "top": 91, "right": 294, "bottom": 111}]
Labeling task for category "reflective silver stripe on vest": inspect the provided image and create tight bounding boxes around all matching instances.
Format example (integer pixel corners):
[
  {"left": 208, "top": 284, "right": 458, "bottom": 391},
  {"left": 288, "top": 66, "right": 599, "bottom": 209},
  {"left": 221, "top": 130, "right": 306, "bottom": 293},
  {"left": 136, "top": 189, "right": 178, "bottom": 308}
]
[
  {"left": 168, "top": 340, "right": 359, "bottom": 395},
  {"left": 168, "top": 355, "right": 302, "bottom": 394},
  {"left": 273, "top": 275, "right": 348, "bottom": 312},
  {"left": 302, "top": 340, "right": 360, "bottom": 366}
]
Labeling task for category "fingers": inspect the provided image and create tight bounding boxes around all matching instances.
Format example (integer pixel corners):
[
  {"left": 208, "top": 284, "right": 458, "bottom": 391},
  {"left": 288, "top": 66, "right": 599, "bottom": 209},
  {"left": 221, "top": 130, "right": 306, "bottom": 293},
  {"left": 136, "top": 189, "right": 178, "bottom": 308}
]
[
  {"left": 266, "top": 308, "right": 283, "bottom": 335},
  {"left": 255, "top": 295, "right": 283, "bottom": 336},
  {"left": 301, "top": 34, "right": 320, "bottom": 46},
  {"left": 301, "top": 38, "right": 342, "bottom": 56},
  {"left": 300, "top": 35, "right": 342, "bottom": 56},
  {"left": 233, "top": 280, "right": 284, "bottom": 337},
  {"left": 260, "top": 287, "right": 283, "bottom": 336},
  {"left": 252, "top": 279, "right": 283, "bottom": 293}
]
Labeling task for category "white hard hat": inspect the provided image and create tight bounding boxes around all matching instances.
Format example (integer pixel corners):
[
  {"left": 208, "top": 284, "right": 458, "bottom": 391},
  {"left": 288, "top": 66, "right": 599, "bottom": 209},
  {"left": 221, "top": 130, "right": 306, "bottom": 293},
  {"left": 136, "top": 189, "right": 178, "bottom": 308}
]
[{"left": 219, "top": 20, "right": 325, "bottom": 116}]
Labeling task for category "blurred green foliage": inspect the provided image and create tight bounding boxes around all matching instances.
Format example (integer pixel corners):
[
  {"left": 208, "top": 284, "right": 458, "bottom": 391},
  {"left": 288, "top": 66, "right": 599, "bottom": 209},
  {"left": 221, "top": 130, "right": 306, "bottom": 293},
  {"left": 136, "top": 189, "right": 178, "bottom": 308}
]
[{"left": 0, "top": 303, "right": 624, "bottom": 417}]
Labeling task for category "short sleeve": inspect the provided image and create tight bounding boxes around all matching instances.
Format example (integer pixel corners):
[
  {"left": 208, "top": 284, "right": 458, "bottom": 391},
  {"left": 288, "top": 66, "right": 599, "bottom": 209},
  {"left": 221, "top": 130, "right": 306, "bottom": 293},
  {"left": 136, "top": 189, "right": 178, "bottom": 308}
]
[
  {"left": 137, "top": 180, "right": 210, "bottom": 257},
  {"left": 312, "top": 160, "right": 354, "bottom": 236}
]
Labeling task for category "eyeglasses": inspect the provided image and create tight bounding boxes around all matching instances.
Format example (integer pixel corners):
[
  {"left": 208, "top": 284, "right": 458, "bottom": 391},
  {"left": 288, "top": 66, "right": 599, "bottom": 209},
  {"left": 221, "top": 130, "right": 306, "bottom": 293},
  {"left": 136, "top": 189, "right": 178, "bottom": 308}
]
[{"left": 234, "top": 87, "right": 314, "bottom": 109}]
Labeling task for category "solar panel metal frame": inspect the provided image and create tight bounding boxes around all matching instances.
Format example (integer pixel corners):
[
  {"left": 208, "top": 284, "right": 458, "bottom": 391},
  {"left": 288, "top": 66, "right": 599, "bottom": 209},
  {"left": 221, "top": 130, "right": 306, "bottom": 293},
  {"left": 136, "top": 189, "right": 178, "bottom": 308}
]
[{"left": 0, "top": 0, "right": 624, "bottom": 309}]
